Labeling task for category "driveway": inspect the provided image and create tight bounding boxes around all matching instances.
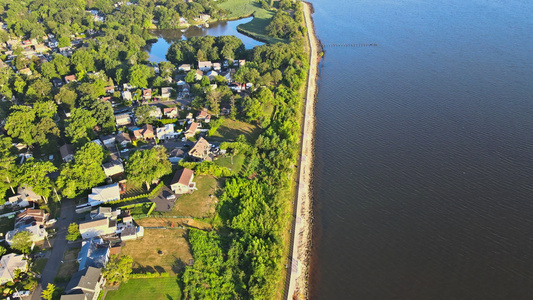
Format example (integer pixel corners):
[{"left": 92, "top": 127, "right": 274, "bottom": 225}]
[
  {"left": 151, "top": 186, "right": 180, "bottom": 212},
  {"left": 30, "top": 199, "right": 76, "bottom": 300}
]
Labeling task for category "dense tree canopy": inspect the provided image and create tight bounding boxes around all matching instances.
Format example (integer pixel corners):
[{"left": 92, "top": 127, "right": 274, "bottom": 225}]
[{"left": 125, "top": 147, "right": 172, "bottom": 189}]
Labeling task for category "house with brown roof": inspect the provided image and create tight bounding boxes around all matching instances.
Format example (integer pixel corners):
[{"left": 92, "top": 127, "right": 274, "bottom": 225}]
[
  {"left": 116, "top": 132, "right": 132, "bottom": 147},
  {"left": 132, "top": 124, "right": 154, "bottom": 140},
  {"left": 184, "top": 122, "right": 200, "bottom": 138},
  {"left": 188, "top": 137, "right": 211, "bottom": 162},
  {"left": 60, "top": 144, "right": 75, "bottom": 162},
  {"left": 142, "top": 88, "right": 152, "bottom": 99},
  {"left": 194, "top": 69, "right": 204, "bottom": 81},
  {"left": 104, "top": 86, "right": 115, "bottom": 94},
  {"left": 170, "top": 168, "right": 196, "bottom": 194},
  {"left": 163, "top": 107, "right": 178, "bottom": 119},
  {"left": 64, "top": 75, "right": 77, "bottom": 84},
  {"left": 15, "top": 208, "right": 49, "bottom": 228}
]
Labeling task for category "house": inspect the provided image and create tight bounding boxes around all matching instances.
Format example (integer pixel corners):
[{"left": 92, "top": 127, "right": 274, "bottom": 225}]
[
  {"left": 99, "top": 135, "right": 115, "bottom": 146},
  {"left": 188, "top": 137, "right": 211, "bottom": 162},
  {"left": 170, "top": 168, "right": 196, "bottom": 194},
  {"left": 229, "top": 83, "right": 242, "bottom": 92},
  {"left": 212, "top": 62, "right": 221, "bottom": 71},
  {"left": 168, "top": 148, "right": 185, "bottom": 164},
  {"left": 237, "top": 59, "right": 246, "bottom": 67},
  {"left": 194, "top": 69, "right": 204, "bottom": 81},
  {"left": 122, "top": 90, "right": 132, "bottom": 101},
  {"left": 88, "top": 183, "right": 121, "bottom": 205},
  {"left": 119, "top": 225, "right": 144, "bottom": 241},
  {"left": 142, "top": 88, "right": 152, "bottom": 99},
  {"left": 132, "top": 124, "right": 154, "bottom": 140},
  {"left": 64, "top": 75, "right": 77, "bottom": 84},
  {"left": 34, "top": 44, "right": 48, "bottom": 53},
  {"left": 178, "top": 64, "right": 191, "bottom": 72},
  {"left": 104, "top": 86, "right": 115, "bottom": 94},
  {"left": 15, "top": 185, "right": 41, "bottom": 202},
  {"left": 198, "top": 14, "right": 210, "bottom": 22},
  {"left": 184, "top": 122, "right": 200, "bottom": 138},
  {"left": 196, "top": 109, "right": 208, "bottom": 121},
  {"left": 90, "top": 207, "right": 116, "bottom": 220},
  {"left": 15, "top": 209, "right": 49, "bottom": 228},
  {"left": 115, "top": 113, "right": 131, "bottom": 126},
  {"left": 205, "top": 114, "right": 211, "bottom": 123},
  {"left": 60, "top": 144, "right": 75, "bottom": 162},
  {"left": 0, "top": 254, "right": 28, "bottom": 285},
  {"left": 52, "top": 78, "right": 63, "bottom": 88},
  {"left": 79, "top": 217, "right": 117, "bottom": 240},
  {"left": 6, "top": 224, "right": 48, "bottom": 245},
  {"left": 77, "top": 238, "right": 110, "bottom": 271},
  {"left": 19, "top": 68, "right": 32, "bottom": 76},
  {"left": 163, "top": 107, "right": 178, "bottom": 119},
  {"left": 161, "top": 87, "right": 173, "bottom": 99},
  {"left": 156, "top": 124, "right": 178, "bottom": 140},
  {"left": 149, "top": 107, "right": 162, "bottom": 119},
  {"left": 123, "top": 83, "right": 135, "bottom": 90},
  {"left": 62, "top": 267, "right": 106, "bottom": 300},
  {"left": 116, "top": 132, "right": 132, "bottom": 147},
  {"left": 198, "top": 61, "right": 212, "bottom": 72},
  {"left": 206, "top": 70, "right": 218, "bottom": 81},
  {"left": 102, "top": 160, "right": 124, "bottom": 177}
]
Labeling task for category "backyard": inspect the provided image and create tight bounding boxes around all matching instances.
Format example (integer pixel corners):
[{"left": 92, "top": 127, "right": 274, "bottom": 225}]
[
  {"left": 105, "top": 277, "right": 182, "bottom": 300},
  {"left": 167, "top": 175, "right": 220, "bottom": 218},
  {"left": 209, "top": 117, "right": 261, "bottom": 142},
  {"left": 120, "top": 228, "right": 192, "bottom": 275}
]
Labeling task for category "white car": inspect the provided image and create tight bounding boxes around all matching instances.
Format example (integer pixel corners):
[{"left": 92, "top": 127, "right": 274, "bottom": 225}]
[{"left": 13, "top": 291, "right": 30, "bottom": 297}]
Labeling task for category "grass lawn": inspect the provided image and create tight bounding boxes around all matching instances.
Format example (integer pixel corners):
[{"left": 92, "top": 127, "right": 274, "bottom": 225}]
[
  {"left": 31, "top": 258, "right": 48, "bottom": 274},
  {"left": 120, "top": 229, "right": 192, "bottom": 275},
  {"left": 210, "top": 117, "right": 261, "bottom": 142},
  {"left": 218, "top": 0, "right": 287, "bottom": 44},
  {"left": 105, "top": 277, "right": 182, "bottom": 300},
  {"left": 56, "top": 247, "right": 81, "bottom": 280},
  {"left": 214, "top": 154, "right": 246, "bottom": 174},
  {"left": 168, "top": 175, "right": 219, "bottom": 218}
]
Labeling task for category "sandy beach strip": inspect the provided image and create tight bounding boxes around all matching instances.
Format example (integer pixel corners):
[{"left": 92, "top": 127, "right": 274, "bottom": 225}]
[{"left": 285, "top": 2, "right": 320, "bottom": 300}]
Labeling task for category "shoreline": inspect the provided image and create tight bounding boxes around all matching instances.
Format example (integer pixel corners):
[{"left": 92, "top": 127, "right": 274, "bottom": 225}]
[{"left": 285, "top": 2, "right": 320, "bottom": 300}]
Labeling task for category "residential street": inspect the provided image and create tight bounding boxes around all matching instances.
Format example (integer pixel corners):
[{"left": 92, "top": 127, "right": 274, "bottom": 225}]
[{"left": 30, "top": 199, "right": 76, "bottom": 300}]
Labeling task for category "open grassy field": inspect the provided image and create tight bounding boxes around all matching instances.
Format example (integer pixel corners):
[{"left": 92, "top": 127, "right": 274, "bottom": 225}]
[
  {"left": 214, "top": 153, "right": 246, "bottom": 174},
  {"left": 218, "top": 0, "right": 286, "bottom": 43},
  {"left": 105, "top": 277, "right": 182, "bottom": 300},
  {"left": 210, "top": 117, "right": 261, "bottom": 142},
  {"left": 169, "top": 175, "right": 220, "bottom": 218},
  {"left": 120, "top": 229, "right": 192, "bottom": 275},
  {"left": 135, "top": 217, "right": 212, "bottom": 231}
]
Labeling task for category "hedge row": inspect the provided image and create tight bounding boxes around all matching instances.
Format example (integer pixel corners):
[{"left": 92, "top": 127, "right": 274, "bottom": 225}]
[
  {"left": 130, "top": 272, "right": 171, "bottom": 279},
  {"left": 107, "top": 182, "right": 165, "bottom": 205}
]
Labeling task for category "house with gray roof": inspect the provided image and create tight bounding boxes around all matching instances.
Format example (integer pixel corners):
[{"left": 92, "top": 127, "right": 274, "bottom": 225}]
[{"left": 62, "top": 267, "right": 105, "bottom": 300}]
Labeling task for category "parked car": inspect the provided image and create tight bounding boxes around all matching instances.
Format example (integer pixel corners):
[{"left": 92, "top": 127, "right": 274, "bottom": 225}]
[
  {"left": 13, "top": 291, "right": 30, "bottom": 297},
  {"left": 166, "top": 194, "right": 176, "bottom": 200}
]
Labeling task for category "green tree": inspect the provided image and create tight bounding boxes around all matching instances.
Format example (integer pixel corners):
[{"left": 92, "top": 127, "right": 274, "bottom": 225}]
[
  {"left": 55, "top": 87, "right": 77, "bottom": 111},
  {"left": 66, "top": 223, "right": 80, "bottom": 241},
  {"left": 91, "top": 100, "right": 115, "bottom": 133},
  {"left": 11, "top": 231, "right": 33, "bottom": 254},
  {"left": 0, "top": 246, "right": 6, "bottom": 257},
  {"left": 0, "top": 137, "right": 17, "bottom": 197},
  {"left": 17, "top": 159, "right": 57, "bottom": 202},
  {"left": 65, "top": 108, "right": 97, "bottom": 147},
  {"left": 201, "top": 75, "right": 210, "bottom": 87},
  {"left": 134, "top": 104, "right": 158, "bottom": 125},
  {"left": 41, "top": 283, "right": 56, "bottom": 300},
  {"left": 71, "top": 49, "right": 95, "bottom": 73},
  {"left": 26, "top": 78, "right": 52, "bottom": 102},
  {"left": 40, "top": 62, "right": 58, "bottom": 79},
  {"left": 185, "top": 69, "right": 197, "bottom": 83},
  {"left": 159, "top": 61, "right": 175, "bottom": 78},
  {"left": 103, "top": 255, "right": 133, "bottom": 284},
  {"left": 52, "top": 54, "right": 70, "bottom": 76},
  {"left": 207, "top": 90, "right": 222, "bottom": 117},
  {"left": 272, "top": 69, "right": 282, "bottom": 84},
  {"left": 128, "top": 64, "right": 152, "bottom": 88},
  {"left": 126, "top": 147, "right": 172, "bottom": 190},
  {"left": 5, "top": 105, "right": 36, "bottom": 146},
  {"left": 57, "top": 142, "right": 106, "bottom": 198}
]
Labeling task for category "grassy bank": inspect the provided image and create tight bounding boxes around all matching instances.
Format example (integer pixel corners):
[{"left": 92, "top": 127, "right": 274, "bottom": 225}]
[{"left": 218, "top": 0, "right": 287, "bottom": 44}]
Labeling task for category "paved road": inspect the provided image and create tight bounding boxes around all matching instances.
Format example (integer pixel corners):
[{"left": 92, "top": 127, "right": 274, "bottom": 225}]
[{"left": 31, "top": 199, "right": 76, "bottom": 300}]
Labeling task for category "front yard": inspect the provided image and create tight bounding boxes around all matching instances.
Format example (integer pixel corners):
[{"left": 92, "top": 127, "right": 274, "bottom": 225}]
[
  {"left": 105, "top": 277, "right": 182, "bottom": 300},
  {"left": 55, "top": 247, "right": 81, "bottom": 282},
  {"left": 120, "top": 229, "right": 192, "bottom": 275}
]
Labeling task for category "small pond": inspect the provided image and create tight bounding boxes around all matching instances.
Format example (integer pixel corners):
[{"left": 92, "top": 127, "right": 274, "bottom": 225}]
[{"left": 144, "top": 17, "right": 264, "bottom": 62}]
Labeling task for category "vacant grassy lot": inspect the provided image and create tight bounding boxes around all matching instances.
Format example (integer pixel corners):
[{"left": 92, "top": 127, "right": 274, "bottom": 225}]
[
  {"left": 105, "top": 277, "right": 182, "bottom": 300},
  {"left": 169, "top": 176, "right": 219, "bottom": 218},
  {"left": 121, "top": 229, "right": 192, "bottom": 275},
  {"left": 218, "top": 0, "right": 286, "bottom": 43},
  {"left": 214, "top": 154, "right": 246, "bottom": 174},
  {"left": 210, "top": 117, "right": 261, "bottom": 142},
  {"left": 135, "top": 217, "right": 212, "bottom": 231},
  {"left": 56, "top": 247, "right": 81, "bottom": 280}
]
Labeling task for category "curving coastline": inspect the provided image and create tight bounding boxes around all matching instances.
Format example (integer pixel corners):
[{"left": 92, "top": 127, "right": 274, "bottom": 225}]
[{"left": 285, "top": 2, "right": 321, "bottom": 300}]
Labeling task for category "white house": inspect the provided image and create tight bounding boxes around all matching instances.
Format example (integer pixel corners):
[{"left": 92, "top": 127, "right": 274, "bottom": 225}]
[
  {"left": 198, "top": 61, "right": 212, "bottom": 72},
  {"left": 156, "top": 124, "right": 178, "bottom": 140},
  {"left": 79, "top": 218, "right": 117, "bottom": 240},
  {"left": 0, "top": 254, "right": 28, "bottom": 285},
  {"left": 88, "top": 183, "right": 121, "bottom": 205}
]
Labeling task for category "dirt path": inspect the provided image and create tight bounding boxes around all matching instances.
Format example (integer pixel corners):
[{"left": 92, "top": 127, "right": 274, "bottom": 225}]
[{"left": 285, "top": 2, "right": 320, "bottom": 300}]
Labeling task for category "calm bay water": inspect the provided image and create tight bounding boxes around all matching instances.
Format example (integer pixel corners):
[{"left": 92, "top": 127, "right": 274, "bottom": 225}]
[
  {"left": 144, "top": 17, "right": 264, "bottom": 62},
  {"left": 309, "top": 0, "right": 533, "bottom": 299}
]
